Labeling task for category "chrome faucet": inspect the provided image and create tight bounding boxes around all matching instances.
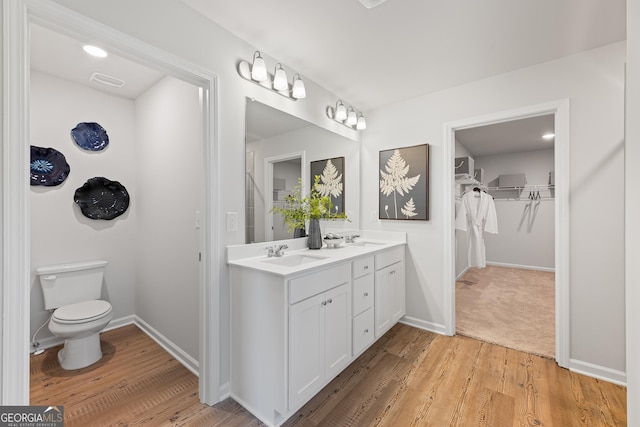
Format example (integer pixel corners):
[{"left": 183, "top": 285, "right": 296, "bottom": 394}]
[
  {"left": 345, "top": 234, "right": 360, "bottom": 243},
  {"left": 265, "top": 245, "right": 276, "bottom": 257},
  {"left": 275, "top": 244, "right": 288, "bottom": 257}
]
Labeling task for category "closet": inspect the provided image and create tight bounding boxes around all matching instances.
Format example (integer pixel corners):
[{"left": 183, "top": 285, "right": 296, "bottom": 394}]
[{"left": 454, "top": 115, "right": 556, "bottom": 359}]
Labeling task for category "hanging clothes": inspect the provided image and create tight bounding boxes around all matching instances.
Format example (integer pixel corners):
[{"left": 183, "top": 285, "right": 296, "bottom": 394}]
[{"left": 455, "top": 188, "right": 498, "bottom": 268}]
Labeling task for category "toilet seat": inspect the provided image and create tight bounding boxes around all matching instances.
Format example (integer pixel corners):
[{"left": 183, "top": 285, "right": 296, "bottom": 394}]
[{"left": 52, "top": 299, "right": 112, "bottom": 325}]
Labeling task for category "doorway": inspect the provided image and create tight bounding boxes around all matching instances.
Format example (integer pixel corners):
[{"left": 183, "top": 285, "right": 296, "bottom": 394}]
[
  {"left": 3, "top": 1, "right": 220, "bottom": 405},
  {"left": 264, "top": 153, "right": 305, "bottom": 242},
  {"left": 443, "top": 100, "right": 570, "bottom": 368},
  {"left": 453, "top": 115, "right": 556, "bottom": 358}
]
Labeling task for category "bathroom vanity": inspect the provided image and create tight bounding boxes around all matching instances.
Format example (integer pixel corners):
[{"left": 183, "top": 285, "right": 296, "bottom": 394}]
[{"left": 227, "top": 231, "right": 406, "bottom": 427}]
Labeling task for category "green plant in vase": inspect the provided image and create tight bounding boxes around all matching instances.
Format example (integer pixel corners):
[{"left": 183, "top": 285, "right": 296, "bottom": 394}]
[{"left": 271, "top": 175, "right": 348, "bottom": 248}]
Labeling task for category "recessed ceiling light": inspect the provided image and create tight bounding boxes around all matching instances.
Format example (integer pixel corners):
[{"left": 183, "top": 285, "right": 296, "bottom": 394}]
[
  {"left": 82, "top": 45, "right": 108, "bottom": 58},
  {"left": 542, "top": 133, "right": 555, "bottom": 140}
]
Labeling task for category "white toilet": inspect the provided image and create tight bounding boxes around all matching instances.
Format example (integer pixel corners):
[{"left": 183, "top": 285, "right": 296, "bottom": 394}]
[{"left": 36, "top": 260, "right": 113, "bottom": 370}]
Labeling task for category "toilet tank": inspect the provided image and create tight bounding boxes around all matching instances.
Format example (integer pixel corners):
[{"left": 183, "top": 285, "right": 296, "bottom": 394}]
[{"left": 36, "top": 260, "right": 108, "bottom": 310}]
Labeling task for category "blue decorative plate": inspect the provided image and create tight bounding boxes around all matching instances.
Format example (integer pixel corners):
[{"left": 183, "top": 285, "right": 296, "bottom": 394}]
[
  {"left": 71, "top": 122, "right": 109, "bottom": 151},
  {"left": 30, "top": 145, "right": 70, "bottom": 186},
  {"left": 74, "top": 177, "right": 130, "bottom": 220}
]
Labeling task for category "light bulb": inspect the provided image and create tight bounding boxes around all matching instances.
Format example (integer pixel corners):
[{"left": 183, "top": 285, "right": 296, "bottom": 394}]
[
  {"left": 356, "top": 114, "right": 367, "bottom": 130},
  {"left": 334, "top": 102, "right": 347, "bottom": 121},
  {"left": 273, "top": 64, "right": 288, "bottom": 91},
  {"left": 346, "top": 108, "right": 357, "bottom": 126},
  {"left": 251, "top": 51, "right": 267, "bottom": 82},
  {"left": 292, "top": 74, "right": 306, "bottom": 99}
]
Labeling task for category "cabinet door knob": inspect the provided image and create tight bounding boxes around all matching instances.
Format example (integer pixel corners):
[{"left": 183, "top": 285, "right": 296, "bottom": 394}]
[
  {"left": 322, "top": 301, "right": 327, "bottom": 306},
  {"left": 364, "top": 292, "right": 369, "bottom": 297},
  {"left": 364, "top": 265, "right": 369, "bottom": 270},
  {"left": 390, "top": 270, "right": 396, "bottom": 275},
  {"left": 327, "top": 298, "right": 333, "bottom": 304},
  {"left": 364, "top": 328, "right": 369, "bottom": 333}
]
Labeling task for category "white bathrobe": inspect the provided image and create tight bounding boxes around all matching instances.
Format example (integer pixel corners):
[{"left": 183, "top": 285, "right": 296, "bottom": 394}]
[{"left": 455, "top": 190, "right": 498, "bottom": 268}]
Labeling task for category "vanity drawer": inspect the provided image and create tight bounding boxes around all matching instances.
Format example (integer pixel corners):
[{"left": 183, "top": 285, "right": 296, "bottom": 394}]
[
  {"left": 289, "top": 263, "right": 350, "bottom": 304},
  {"left": 352, "top": 274, "right": 373, "bottom": 316},
  {"left": 352, "top": 256, "right": 374, "bottom": 278},
  {"left": 375, "top": 246, "right": 404, "bottom": 270},
  {"left": 353, "top": 308, "right": 374, "bottom": 355}
]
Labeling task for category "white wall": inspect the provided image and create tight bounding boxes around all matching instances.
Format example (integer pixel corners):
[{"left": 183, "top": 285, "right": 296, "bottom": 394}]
[
  {"left": 626, "top": 1, "right": 640, "bottom": 424},
  {"left": 134, "top": 76, "right": 202, "bottom": 361},
  {"left": 363, "top": 42, "right": 626, "bottom": 374},
  {"left": 477, "top": 149, "right": 555, "bottom": 270},
  {"left": 29, "top": 71, "right": 138, "bottom": 339}
]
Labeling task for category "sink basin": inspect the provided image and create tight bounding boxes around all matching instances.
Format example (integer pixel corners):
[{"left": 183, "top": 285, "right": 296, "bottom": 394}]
[
  {"left": 350, "top": 241, "right": 386, "bottom": 247},
  {"left": 262, "top": 253, "right": 329, "bottom": 267}
]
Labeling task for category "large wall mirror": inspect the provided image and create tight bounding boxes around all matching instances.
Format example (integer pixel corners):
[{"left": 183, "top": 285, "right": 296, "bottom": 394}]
[{"left": 245, "top": 99, "right": 360, "bottom": 243}]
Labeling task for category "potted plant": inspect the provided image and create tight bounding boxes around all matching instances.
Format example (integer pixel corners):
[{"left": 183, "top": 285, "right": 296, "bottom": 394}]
[{"left": 271, "top": 175, "right": 348, "bottom": 249}]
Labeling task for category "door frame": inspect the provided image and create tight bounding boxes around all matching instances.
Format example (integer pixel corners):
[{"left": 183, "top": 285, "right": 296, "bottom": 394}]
[
  {"left": 2, "top": 0, "right": 221, "bottom": 404},
  {"left": 264, "top": 152, "right": 305, "bottom": 242},
  {"left": 443, "top": 100, "right": 570, "bottom": 368}
]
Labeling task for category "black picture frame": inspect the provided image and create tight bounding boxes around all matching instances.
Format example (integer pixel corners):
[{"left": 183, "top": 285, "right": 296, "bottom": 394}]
[
  {"left": 379, "top": 144, "right": 429, "bottom": 220},
  {"left": 310, "top": 156, "right": 345, "bottom": 215}
]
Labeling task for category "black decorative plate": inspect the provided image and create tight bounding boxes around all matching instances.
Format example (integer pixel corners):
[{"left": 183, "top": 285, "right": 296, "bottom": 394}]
[
  {"left": 71, "top": 122, "right": 109, "bottom": 151},
  {"left": 74, "top": 177, "right": 130, "bottom": 220},
  {"left": 30, "top": 145, "right": 70, "bottom": 186}
]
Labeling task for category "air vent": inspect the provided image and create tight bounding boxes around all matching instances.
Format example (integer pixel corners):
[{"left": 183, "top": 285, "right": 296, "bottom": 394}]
[{"left": 89, "top": 72, "right": 125, "bottom": 89}]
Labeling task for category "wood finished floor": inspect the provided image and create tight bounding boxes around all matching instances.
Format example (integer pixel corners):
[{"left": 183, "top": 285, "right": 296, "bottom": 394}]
[{"left": 30, "top": 324, "right": 627, "bottom": 426}]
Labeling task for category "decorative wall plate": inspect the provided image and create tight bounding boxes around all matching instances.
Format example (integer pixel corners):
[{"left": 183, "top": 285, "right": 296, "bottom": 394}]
[
  {"left": 30, "top": 145, "right": 70, "bottom": 186},
  {"left": 71, "top": 122, "right": 109, "bottom": 151},
  {"left": 74, "top": 177, "right": 130, "bottom": 220}
]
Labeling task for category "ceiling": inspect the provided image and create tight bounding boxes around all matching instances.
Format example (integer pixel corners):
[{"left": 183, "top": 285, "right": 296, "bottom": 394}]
[
  {"left": 456, "top": 115, "right": 555, "bottom": 157},
  {"left": 30, "top": 24, "right": 164, "bottom": 100},
  {"left": 181, "top": 0, "right": 626, "bottom": 112},
  {"left": 29, "top": 1, "right": 624, "bottom": 156}
]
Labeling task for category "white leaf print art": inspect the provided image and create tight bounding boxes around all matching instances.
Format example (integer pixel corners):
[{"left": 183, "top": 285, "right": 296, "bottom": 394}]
[
  {"left": 401, "top": 197, "right": 418, "bottom": 218},
  {"left": 380, "top": 149, "right": 421, "bottom": 219},
  {"left": 316, "top": 159, "right": 343, "bottom": 199}
]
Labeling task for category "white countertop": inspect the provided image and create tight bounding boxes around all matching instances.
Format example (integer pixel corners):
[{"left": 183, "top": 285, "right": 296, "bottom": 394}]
[{"left": 227, "top": 230, "right": 406, "bottom": 277}]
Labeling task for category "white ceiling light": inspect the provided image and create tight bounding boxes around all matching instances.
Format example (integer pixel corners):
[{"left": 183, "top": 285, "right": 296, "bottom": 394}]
[
  {"left": 542, "top": 133, "right": 555, "bottom": 140},
  {"left": 358, "top": 0, "right": 388, "bottom": 9},
  {"left": 250, "top": 51, "right": 268, "bottom": 82},
  {"left": 82, "top": 45, "right": 107, "bottom": 58}
]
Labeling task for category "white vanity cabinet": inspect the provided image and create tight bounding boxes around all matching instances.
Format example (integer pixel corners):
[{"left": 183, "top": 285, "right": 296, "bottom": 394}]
[
  {"left": 228, "top": 234, "right": 406, "bottom": 427},
  {"left": 351, "top": 256, "right": 375, "bottom": 355},
  {"left": 374, "top": 246, "right": 406, "bottom": 338},
  {"left": 288, "top": 266, "right": 351, "bottom": 410}
]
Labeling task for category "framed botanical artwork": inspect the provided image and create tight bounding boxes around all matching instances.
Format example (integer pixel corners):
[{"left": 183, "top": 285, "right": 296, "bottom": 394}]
[
  {"left": 310, "top": 156, "right": 345, "bottom": 215},
  {"left": 379, "top": 144, "right": 429, "bottom": 220}
]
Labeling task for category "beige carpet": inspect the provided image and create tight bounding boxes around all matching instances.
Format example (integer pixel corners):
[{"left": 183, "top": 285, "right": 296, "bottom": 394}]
[{"left": 456, "top": 265, "right": 555, "bottom": 358}]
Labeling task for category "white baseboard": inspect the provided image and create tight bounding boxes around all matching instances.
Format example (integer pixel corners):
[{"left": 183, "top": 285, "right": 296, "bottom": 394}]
[
  {"left": 133, "top": 316, "right": 199, "bottom": 377},
  {"left": 569, "top": 359, "right": 627, "bottom": 386},
  {"left": 486, "top": 261, "right": 555, "bottom": 272},
  {"left": 218, "top": 381, "right": 231, "bottom": 400},
  {"left": 400, "top": 316, "right": 448, "bottom": 336},
  {"left": 30, "top": 315, "right": 199, "bottom": 378},
  {"left": 456, "top": 266, "right": 470, "bottom": 280}
]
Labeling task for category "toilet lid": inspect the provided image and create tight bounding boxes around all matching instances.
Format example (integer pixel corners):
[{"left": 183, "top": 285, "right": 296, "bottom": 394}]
[{"left": 53, "top": 299, "right": 112, "bottom": 324}]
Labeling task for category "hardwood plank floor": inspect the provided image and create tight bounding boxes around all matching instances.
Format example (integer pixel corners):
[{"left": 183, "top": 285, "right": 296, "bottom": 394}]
[{"left": 31, "top": 324, "right": 626, "bottom": 426}]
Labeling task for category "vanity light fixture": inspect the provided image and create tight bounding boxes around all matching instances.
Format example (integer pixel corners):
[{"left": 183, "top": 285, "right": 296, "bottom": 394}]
[
  {"left": 237, "top": 51, "right": 307, "bottom": 100},
  {"left": 327, "top": 100, "right": 366, "bottom": 131}
]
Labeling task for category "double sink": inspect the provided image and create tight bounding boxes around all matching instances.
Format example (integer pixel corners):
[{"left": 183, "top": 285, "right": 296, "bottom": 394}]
[{"left": 262, "top": 240, "right": 386, "bottom": 267}]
